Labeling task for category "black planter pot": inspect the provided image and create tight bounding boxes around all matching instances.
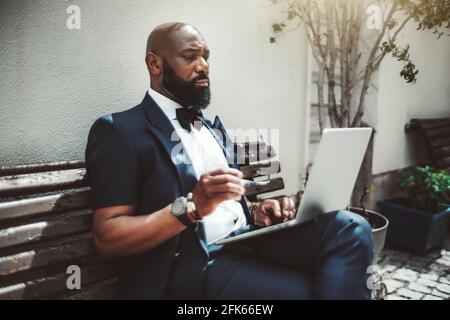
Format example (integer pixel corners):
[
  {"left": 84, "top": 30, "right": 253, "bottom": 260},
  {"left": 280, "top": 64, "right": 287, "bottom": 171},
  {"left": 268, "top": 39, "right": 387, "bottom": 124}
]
[{"left": 376, "top": 197, "right": 450, "bottom": 254}]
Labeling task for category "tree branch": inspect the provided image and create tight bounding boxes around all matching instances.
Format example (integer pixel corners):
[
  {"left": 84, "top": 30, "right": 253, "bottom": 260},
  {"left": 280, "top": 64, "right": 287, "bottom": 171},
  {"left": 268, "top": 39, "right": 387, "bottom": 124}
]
[
  {"left": 373, "top": 14, "right": 414, "bottom": 71},
  {"left": 351, "top": 1, "right": 400, "bottom": 127}
]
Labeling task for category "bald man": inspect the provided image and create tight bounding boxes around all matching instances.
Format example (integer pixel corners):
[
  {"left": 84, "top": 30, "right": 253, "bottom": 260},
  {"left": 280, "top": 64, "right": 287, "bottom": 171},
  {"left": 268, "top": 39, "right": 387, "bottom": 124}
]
[{"left": 85, "top": 23, "right": 373, "bottom": 300}]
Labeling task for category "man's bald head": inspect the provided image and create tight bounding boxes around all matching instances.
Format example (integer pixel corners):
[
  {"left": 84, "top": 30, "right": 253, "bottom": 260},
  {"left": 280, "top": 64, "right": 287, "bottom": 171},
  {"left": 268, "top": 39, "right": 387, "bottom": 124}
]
[
  {"left": 145, "top": 22, "right": 211, "bottom": 109},
  {"left": 146, "top": 22, "right": 202, "bottom": 56}
]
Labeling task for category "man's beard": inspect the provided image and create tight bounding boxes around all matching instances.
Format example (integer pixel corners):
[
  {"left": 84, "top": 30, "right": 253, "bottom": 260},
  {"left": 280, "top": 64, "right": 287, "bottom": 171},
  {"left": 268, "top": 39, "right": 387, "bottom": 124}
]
[{"left": 162, "top": 59, "right": 211, "bottom": 110}]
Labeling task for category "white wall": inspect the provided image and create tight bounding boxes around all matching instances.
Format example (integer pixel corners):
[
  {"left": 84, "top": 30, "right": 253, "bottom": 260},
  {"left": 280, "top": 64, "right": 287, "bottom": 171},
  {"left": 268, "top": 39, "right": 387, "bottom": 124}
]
[
  {"left": 372, "top": 23, "right": 450, "bottom": 174},
  {"left": 0, "top": 0, "right": 310, "bottom": 196}
]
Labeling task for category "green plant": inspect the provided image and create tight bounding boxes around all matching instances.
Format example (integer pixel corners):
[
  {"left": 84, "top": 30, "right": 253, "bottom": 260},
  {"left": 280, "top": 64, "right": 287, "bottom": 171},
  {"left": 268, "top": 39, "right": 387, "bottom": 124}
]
[{"left": 400, "top": 166, "right": 450, "bottom": 213}]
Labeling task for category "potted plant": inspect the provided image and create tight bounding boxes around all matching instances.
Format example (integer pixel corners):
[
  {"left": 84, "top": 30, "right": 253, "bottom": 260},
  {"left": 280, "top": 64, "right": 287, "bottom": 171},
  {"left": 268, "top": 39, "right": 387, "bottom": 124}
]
[
  {"left": 376, "top": 166, "right": 450, "bottom": 254},
  {"left": 349, "top": 186, "right": 389, "bottom": 264}
]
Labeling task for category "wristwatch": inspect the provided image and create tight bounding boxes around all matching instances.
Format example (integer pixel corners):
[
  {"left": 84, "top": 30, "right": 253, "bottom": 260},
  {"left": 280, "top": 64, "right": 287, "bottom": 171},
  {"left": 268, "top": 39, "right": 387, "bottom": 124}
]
[
  {"left": 172, "top": 194, "right": 206, "bottom": 228},
  {"left": 171, "top": 196, "right": 195, "bottom": 228}
]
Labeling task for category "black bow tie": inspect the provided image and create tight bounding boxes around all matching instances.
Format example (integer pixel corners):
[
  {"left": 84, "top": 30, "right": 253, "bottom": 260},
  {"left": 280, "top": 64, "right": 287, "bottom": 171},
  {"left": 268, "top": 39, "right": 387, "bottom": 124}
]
[{"left": 176, "top": 107, "right": 204, "bottom": 132}]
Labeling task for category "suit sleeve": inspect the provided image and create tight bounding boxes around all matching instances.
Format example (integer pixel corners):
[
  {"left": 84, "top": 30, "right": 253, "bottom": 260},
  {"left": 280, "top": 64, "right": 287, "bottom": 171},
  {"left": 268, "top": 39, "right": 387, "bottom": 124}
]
[{"left": 85, "top": 115, "right": 139, "bottom": 209}]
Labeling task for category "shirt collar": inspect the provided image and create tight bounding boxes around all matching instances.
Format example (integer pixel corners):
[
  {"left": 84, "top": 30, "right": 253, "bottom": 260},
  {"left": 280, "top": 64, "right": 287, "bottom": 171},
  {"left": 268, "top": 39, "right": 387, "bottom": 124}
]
[{"left": 147, "top": 87, "right": 182, "bottom": 121}]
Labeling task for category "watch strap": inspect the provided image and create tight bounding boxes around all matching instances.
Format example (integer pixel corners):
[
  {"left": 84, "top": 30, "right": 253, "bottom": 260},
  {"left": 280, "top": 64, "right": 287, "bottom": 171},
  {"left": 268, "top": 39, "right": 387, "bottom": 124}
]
[
  {"left": 187, "top": 192, "right": 202, "bottom": 221},
  {"left": 171, "top": 197, "right": 196, "bottom": 228}
]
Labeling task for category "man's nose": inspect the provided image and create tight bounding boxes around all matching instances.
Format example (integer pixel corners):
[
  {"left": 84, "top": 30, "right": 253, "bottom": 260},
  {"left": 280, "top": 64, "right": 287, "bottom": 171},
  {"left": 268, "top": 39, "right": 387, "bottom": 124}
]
[{"left": 195, "top": 57, "right": 209, "bottom": 74}]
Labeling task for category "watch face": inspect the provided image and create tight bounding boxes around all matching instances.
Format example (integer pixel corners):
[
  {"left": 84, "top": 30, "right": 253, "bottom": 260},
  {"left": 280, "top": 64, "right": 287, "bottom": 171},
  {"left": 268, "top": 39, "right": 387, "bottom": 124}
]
[{"left": 172, "top": 198, "right": 186, "bottom": 216}]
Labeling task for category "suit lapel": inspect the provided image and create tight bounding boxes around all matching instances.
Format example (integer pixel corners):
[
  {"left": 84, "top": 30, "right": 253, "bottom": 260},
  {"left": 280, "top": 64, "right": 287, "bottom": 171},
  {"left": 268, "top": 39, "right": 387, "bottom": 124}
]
[
  {"left": 141, "top": 93, "right": 197, "bottom": 196},
  {"left": 203, "top": 116, "right": 238, "bottom": 169}
]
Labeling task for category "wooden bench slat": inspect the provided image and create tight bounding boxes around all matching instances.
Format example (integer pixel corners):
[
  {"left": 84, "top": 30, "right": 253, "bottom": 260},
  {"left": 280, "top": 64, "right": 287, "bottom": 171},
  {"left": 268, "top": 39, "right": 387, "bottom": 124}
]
[
  {"left": 0, "top": 263, "right": 116, "bottom": 300},
  {"left": 0, "top": 210, "right": 92, "bottom": 250},
  {"left": 46, "top": 278, "right": 117, "bottom": 300},
  {"left": 0, "top": 169, "right": 88, "bottom": 198},
  {"left": 0, "top": 233, "right": 94, "bottom": 277},
  {"left": 0, "top": 254, "right": 113, "bottom": 288},
  {"left": 429, "top": 136, "right": 450, "bottom": 149},
  {"left": 241, "top": 161, "right": 280, "bottom": 179},
  {"left": 432, "top": 145, "right": 450, "bottom": 158},
  {"left": 235, "top": 142, "right": 277, "bottom": 165},
  {"left": 244, "top": 177, "right": 285, "bottom": 197},
  {"left": 412, "top": 118, "right": 450, "bottom": 130},
  {"left": 436, "top": 156, "right": 450, "bottom": 169},
  {"left": 424, "top": 126, "right": 450, "bottom": 139},
  {"left": 0, "top": 190, "right": 90, "bottom": 224},
  {"left": 405, "top": 118, "right": 450, "bottom": 171},
  {"left": 0, "top": 161, "right": 85, "bottom": 177}
]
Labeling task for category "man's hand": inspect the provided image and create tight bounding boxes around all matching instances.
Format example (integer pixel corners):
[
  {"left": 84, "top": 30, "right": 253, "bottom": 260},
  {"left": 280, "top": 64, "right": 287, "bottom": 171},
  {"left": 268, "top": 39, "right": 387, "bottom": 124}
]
[
  {"left": 252, "top": 197, "right": 295, "bottom": 227},
  {"left": 192, "top": 168, "right": 245, "bottom": 218}
]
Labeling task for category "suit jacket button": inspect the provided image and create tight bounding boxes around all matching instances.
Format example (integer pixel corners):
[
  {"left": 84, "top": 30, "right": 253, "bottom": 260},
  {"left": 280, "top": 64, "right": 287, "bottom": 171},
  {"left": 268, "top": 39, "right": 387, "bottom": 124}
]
[{"left": 174, "top": 252, "right": 181, "bottom": 258}]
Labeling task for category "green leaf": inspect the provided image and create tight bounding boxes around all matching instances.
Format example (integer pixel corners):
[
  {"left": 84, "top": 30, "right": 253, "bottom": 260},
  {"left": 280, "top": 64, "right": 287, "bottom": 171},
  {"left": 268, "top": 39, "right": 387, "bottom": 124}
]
[
  {"left": 400, "top": 166, "right": 450, "bottom": 212},
  {"left": 272, "top": 23, "right": 284, "bottom": 33},
  {"left": 288, "top": 10, "right": 296, "bottom": 20}
]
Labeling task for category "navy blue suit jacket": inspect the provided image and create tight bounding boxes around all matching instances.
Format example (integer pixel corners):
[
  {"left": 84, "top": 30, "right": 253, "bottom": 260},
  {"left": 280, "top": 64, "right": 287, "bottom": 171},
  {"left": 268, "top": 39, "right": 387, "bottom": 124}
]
[{"left": 85, "top": 93, "right": 251, "bottom": 299}]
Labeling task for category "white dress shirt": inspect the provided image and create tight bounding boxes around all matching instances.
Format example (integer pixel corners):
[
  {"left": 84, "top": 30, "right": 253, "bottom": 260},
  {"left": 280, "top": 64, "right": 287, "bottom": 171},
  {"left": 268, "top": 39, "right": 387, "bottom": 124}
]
[{"left": 148, "top": 88, "right": 247, "bottom": 244}]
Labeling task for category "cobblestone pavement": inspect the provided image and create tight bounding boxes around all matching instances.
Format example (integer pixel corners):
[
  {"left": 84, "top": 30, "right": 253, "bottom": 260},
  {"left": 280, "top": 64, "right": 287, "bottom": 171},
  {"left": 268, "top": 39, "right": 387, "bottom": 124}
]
[{"left": 376, "top": 234, "right": 450, "bottom": 300}]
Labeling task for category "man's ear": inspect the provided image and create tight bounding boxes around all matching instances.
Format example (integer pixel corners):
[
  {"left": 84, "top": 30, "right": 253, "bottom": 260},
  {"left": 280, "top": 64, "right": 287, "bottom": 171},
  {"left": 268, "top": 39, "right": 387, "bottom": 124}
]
[{"left": 145, "top": 52, "right": 161, "bottom": 77}]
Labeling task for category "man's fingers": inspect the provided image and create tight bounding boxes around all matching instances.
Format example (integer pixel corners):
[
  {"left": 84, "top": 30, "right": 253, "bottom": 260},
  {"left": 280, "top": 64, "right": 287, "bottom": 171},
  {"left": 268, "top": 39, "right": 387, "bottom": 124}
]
[
  {"left": 288, "top": 198, "right": 296, "bottom": 219},
  {"left": 207, "top": 183, "right": 245, "bottom": 195},
  {"left": 279, "top": 197, "right": 289, "bottom": 210},
  {"left": 262, "top": 200, "right": 281, "bottom": 219},
  {"left": 200, "top": 171, "right": 244, "bottom": 196},
  {"left": 279, "top": 197, "right": 291, "bottom": 220},
  {"left": 262, "top": 216, "right": 272, "bottom": 227},
  {"left": 214, "top": 192, "right": 242, "bottom": 202},
  {"left": 279, "top": 197, "right": 295, "bottom": 220},
  {"left": 289, "top": 198, "right": 295, "bottom": 210},
  {"left": 207, "top": 167, "right": 243, "bottom": 178},
  {"left": 207, "top": 174, "right": 242, "bottom": 185},
  {"left": 255, "top": 214, "right": 272, "bottom": 227}
]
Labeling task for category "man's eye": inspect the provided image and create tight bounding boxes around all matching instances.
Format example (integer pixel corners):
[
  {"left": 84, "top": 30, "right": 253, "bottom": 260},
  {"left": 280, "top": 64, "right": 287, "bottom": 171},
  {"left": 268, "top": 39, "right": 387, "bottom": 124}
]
[{"left": 184, "top": 55, "right": 195, "bottom": 60}]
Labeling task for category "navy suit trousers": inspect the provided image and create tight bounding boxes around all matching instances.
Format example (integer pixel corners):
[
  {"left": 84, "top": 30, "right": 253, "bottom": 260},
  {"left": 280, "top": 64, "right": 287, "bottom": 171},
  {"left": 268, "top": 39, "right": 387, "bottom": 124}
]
[{"left": 202, "top": 210, "right": 374, "bottom": 300}]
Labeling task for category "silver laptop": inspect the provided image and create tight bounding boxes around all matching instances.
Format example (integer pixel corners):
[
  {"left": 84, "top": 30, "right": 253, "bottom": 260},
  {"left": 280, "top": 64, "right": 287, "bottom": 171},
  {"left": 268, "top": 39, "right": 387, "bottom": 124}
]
[{"left": 214, "top": 128, "right": 372, "bottom": 245}]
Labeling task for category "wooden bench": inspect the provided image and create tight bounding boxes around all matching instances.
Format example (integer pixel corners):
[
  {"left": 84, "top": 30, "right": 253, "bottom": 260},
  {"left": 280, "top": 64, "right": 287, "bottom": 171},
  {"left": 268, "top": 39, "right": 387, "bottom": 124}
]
[
  {"left": 405, "top": 117, "right": 450, "bottom": 172},
  {"left": 0, "top": 142, "right": 285, "bottom": 300}
]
